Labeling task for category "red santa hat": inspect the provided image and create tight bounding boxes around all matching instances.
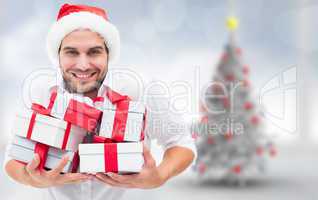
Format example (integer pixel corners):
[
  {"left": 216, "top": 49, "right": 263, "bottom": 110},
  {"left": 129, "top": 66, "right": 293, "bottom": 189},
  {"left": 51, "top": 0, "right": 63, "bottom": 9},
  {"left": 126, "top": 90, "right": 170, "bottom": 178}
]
[{"left": 46, "top": 4, "right": 120, "bottom": 65}]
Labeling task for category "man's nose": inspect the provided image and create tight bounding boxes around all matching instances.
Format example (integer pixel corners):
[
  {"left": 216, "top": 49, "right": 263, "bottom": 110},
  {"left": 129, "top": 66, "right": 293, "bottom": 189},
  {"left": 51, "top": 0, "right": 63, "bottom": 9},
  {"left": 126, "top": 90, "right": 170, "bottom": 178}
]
[{"left": 76, "top": 54, "right": 90, "bottom": 70}]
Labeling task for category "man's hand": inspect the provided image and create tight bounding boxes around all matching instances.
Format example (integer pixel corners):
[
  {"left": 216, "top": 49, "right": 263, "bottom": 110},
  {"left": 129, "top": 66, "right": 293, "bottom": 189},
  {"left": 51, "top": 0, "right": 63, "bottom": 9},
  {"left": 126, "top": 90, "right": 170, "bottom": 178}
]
[
  {"left": 24, "top": 154, "right": 91, "bottom": 188},
  {"left": 95, "top": 145, "right": 167, "bottom": 189}
]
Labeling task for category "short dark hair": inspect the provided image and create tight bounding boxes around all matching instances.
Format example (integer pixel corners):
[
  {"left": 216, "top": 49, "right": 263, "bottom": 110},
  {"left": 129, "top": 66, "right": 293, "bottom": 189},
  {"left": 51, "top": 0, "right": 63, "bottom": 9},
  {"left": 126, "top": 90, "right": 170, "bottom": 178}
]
[{"left": 58, "top": 43, "right": 109, "bottom": 54}]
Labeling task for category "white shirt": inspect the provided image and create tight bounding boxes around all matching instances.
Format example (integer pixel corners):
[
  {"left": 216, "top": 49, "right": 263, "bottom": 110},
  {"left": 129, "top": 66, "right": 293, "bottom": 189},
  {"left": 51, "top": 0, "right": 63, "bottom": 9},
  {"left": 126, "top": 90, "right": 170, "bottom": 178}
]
[{"left": 3, "top": 71, "right": 196, "bottom": 200}]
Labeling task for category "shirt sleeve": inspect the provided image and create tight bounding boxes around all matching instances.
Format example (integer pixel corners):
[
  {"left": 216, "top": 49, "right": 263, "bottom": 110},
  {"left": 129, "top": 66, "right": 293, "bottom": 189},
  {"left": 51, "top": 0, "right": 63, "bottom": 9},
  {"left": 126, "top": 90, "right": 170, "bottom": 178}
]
[
  {"left": 144, "top": 95, "right": 197, "bottom": 160},
  {"left": 2, "top": 135, "right": 17, "bottom": 182}
]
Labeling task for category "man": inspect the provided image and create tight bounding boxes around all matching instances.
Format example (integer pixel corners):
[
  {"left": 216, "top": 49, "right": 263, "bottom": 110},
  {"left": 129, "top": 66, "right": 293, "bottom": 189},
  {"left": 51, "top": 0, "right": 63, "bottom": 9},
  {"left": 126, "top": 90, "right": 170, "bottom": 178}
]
[{"left": 4, "top": 3, "right": 196, "bottom": 199}]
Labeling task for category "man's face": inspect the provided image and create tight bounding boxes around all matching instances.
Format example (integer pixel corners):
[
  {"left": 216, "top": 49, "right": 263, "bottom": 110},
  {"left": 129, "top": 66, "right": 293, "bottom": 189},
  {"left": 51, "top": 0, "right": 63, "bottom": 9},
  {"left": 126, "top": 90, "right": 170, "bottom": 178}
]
[{"left": 59, "top": 29, "right": 108, "bottom": 93}]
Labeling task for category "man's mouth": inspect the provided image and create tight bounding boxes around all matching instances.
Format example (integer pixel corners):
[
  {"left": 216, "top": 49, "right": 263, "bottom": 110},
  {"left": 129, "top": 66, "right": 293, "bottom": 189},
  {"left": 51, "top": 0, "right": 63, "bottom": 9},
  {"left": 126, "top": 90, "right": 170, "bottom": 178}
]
[{"left": 70, "top": 72, "right": 97, "bottom": 80}]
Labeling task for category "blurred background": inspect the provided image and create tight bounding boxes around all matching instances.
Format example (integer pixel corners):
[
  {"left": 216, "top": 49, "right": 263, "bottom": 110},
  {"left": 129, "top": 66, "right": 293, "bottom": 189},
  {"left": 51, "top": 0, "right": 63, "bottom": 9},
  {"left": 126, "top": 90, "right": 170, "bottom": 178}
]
[{"left": 0, "top": 0, "right": 317, "bottom": 199}]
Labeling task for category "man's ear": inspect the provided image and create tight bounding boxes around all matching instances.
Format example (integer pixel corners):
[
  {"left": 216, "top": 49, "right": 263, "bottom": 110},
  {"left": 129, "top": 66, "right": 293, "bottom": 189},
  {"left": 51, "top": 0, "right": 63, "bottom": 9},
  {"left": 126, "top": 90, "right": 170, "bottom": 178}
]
[
  {"left": 58, "top": 45, "right": 63, "bottom": 69},
  {"left": 104, "top": 43, "right": 109, "bottom": 54}
]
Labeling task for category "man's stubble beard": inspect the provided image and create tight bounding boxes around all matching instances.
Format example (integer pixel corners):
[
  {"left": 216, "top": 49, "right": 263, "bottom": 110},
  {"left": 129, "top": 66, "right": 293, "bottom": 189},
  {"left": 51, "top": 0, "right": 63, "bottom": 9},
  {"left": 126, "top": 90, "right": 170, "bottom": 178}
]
[{"left": 62, "top": 70, "right": 107, "bottom": 94}]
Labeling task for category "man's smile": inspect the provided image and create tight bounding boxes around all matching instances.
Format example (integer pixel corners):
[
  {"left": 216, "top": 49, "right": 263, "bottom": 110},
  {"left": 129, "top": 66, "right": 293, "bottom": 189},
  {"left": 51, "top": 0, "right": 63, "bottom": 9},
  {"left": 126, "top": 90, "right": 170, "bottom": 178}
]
[{"left": 70, "top": 71, "right": 98, "bottom": 81}]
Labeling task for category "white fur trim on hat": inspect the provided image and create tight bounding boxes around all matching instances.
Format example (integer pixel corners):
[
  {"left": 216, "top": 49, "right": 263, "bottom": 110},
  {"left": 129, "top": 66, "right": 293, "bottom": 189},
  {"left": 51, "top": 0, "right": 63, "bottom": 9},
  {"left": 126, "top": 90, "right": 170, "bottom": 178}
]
[{"left": 46, "top": 11, "right": 120, "bottom": 65}]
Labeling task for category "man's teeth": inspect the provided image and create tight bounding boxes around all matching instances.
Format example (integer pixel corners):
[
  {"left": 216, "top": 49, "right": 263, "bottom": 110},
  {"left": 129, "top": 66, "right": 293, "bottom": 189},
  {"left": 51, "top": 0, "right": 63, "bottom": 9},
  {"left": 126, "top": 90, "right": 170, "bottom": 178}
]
[
  {"left": 73, "top": 73, "right": 95, "bottom": 78},
  {"left": 77, "top": 74, "right": 90, "bottom": 78}
]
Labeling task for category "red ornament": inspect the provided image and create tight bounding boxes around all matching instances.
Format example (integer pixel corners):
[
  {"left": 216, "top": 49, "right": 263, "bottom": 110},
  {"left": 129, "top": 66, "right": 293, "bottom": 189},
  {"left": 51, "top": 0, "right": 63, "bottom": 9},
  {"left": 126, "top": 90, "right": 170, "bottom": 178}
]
[
  {"left": 224, "top": 131, "right": 233, "bottom": 141},
  {"left": 211, "top": 84, "right": 224, "bottom": 95},
  {"left": 243, "top": 102, "right": 253, "bottom": 110},
  {"left": 242, "top": 65, "right": 249, "bottom": 75},
  {"left": 242, "top": 79, "right": 250, "bottom": 87},
  {"left": 199, "top": 102, "right": 207, "bottom": 113},
  {"left": 201, "top": 115, "right": 208, "bottom": 124},
  {"left": 222, "top": 97, "right": 230, "bottom": 108},
  {"left": 269, "top": 147, "right": 277, "bottom": 157},
  {"left": 207, "top": 136, "right": 215, "bottom": 144},
  {"left": 256, "top": 147, "right": 264, "bottom": 156},
  {"left": 231, "top": 165, "right": 241, "bottom": 174},
  {"left": 225, "top": 74, "right": 235, "bottom": 81},
  {"left": 236, "top": 48, "right": 242, "bottom": 55},
  {"left": 221, "top": 53, "right": 228, "bottom": 61},
  {"left": 250, "top": 115, "right": 260, "bottom": 125},
  {"left": 191, "top": 132, "right": 199, "bottom": 140},
  {"left": 198, "top": 162, "right": 207, "bottom": 174}
]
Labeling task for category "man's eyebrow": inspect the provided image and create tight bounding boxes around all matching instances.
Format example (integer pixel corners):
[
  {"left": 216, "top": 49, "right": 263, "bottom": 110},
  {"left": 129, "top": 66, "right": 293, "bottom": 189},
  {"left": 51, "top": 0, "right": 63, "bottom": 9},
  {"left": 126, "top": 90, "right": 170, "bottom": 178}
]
[
  {"left": 61, "top": 46, "right": 77, "bottom": 51},
  {"left": 61, "top": 46, "right": 105, "bottom": 51},
  {"left": 89, "top": 46, "right": 105, "bottom": 51}
]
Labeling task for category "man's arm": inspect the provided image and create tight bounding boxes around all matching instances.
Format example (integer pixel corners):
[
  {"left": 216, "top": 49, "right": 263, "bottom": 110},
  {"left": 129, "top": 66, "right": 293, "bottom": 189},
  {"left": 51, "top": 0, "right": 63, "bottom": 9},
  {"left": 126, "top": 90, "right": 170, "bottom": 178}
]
[
  {"left": 95, "top": 144, "right": 195, "bottom": 189},
  {"left": 157, "top": 146, "right": 195, "bottom": 182},
  {"left": 5, "top": 154, "right": 90, "bottom": 188}
]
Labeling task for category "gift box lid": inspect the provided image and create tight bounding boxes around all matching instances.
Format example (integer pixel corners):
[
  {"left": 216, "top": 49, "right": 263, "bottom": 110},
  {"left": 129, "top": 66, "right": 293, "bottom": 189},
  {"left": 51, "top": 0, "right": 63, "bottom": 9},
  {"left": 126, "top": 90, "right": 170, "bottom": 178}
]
[
  {"left": 13, "top": 109, "right": 86, "bottom": 151},
  {"left": 15, "top": 110, "right": 69, "bottom": 130},
  {"left": 101, "top": 99, "right": 146, "bottom": 114},
  {"left": 11, "top": 135, "right": 75, "bottom": 160},
  {"left": 94, "top": 87, "right": 146, "bottom": 114},
  {"left": 79, "top": 142, "right": 143, "bottom": 155}
]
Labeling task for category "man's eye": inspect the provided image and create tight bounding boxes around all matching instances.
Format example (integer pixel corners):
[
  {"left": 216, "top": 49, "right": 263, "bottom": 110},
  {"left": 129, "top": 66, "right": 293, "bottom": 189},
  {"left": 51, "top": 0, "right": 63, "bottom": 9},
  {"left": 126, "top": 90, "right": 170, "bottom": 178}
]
[
  {"left": 88, "top": 50, "right": 102, "bottom": 55},
  {"left": 66, "top": 51, "right": 78, "bottom": 56}
]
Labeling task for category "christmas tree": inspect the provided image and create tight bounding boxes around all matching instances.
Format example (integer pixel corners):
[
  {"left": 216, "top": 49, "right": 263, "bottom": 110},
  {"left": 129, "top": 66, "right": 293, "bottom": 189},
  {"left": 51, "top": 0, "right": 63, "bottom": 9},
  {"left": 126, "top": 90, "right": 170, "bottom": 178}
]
[{"left": 192, "top": 17, "right": 276, "bottom": 185}]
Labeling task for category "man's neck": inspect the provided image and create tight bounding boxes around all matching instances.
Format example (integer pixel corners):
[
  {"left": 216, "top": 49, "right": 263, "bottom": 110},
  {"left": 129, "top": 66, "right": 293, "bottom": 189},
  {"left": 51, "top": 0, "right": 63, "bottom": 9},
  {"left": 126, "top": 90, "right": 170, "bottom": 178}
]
[
  {"left": 63, "top": 80, "right": 102, "bottom": 100},
  {"left": 84, "top": 89, "right": 98, "bottom": 100}
]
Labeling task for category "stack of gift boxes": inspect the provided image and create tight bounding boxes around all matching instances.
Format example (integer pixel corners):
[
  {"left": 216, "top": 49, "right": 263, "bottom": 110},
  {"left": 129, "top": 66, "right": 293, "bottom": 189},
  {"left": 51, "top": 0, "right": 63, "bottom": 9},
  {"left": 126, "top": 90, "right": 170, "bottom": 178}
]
[{"left": 9, "top": 87, "right": 146, "bottom": 174}]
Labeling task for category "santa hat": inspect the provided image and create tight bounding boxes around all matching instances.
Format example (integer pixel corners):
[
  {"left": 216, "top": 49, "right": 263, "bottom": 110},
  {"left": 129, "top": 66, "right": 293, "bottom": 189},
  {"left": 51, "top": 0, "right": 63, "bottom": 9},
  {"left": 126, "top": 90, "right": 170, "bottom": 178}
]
[{"left": 46, "top": 4, "right": 120, "bottom": 65}]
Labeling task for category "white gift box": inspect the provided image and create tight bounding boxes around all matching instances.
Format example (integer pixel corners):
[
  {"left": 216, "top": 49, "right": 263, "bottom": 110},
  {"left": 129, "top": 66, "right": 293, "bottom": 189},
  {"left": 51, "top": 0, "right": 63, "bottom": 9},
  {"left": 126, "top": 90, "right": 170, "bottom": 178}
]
[
  {"left": 79, "top": 142, "right": 144, "bottom": 173},
  {"left": 12, "top": 110, "right": 87, "bottom": 151},
  {"left": 99, "top": 99, "right": 146, "bottom": 142},
  {"left": 8, "top": 135, "right": 78, "bottom": 173}
]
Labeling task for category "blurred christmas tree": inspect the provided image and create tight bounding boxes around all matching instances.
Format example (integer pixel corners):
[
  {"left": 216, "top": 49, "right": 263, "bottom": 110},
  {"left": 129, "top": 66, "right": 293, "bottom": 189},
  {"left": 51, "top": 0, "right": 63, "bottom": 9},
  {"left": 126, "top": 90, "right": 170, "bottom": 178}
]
[{"left": 192, "top": 17, "right": 276, "bottom": 185}]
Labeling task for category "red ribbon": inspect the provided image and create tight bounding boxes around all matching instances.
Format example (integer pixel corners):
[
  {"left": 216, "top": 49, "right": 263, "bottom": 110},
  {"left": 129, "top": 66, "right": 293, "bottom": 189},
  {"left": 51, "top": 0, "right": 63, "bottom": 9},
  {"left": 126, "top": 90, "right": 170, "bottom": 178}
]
[
  {"left": 104, "top": 143, "right": 118, "bottom": 173},
  {"left": 48, "top": 89, "right": 102, "bottom": 132},
  {"left": 47, "top": 91, "right": 57, "bottom": 114},
  {"left": 16, "top": 143, "right": 78, "bottom": 172},
  {"left": 71, "top": 151, "right": 80, "bottom": 173},
  {"left": 140, "top": 109, "right": 147, "bottom": 140},
  {"left": 93, "top": 96, "right": 105, "bottom": 103},
  {"left": 105, "top": 86, "right": 130, "bottom": 103},
  {"left": 64, "top": 99, "right": 102, "bottom": 132},
  {"left": 34, "top": 142, "right": 49, "bottom": 170},
  {"left": 26, "top": 112, "right": 37, "bottom": 139},
  {"left": 61, "top": 122, "right": 72, "bottom": 150},
  {"left": 93, "top": 135, "right": 113, "bottom": 143},
  {"left": 111, "top": 100, "right": 129, "bottom": 142},
  {"left": 34, "top": 142, "right": 79, "bottom": 172},
  {"left": 31, "top": 103, "right": 51, "bottom": 115},
  {"left": 28, "top": 103, "right": 51, "bottom": 140},
  {"left": 104, "top": 86, "right": 135, "bottom": 142}
]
